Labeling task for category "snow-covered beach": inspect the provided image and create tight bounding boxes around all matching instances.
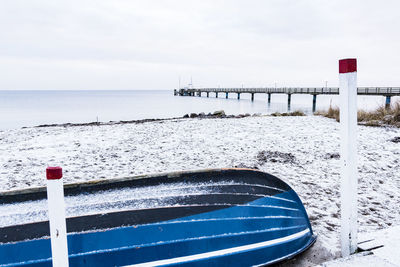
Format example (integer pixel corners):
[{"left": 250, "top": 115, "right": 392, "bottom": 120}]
[{"left": 1, "top": 115, "right": 399, "bottom": 264}]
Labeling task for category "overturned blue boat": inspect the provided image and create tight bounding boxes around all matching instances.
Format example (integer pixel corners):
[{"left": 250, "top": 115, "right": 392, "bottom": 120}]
[{"left": 0, "top": 168, "right": 316, "bottom": 266}]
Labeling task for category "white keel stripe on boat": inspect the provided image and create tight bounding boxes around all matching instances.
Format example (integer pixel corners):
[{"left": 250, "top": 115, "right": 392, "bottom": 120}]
[{"left": 125, "top": 228, "right": 310, "bottom": 267}]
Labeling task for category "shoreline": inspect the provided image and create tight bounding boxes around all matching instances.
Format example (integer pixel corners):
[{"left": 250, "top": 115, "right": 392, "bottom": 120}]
[
  {"left": 21, "top": 109, "right": 399, "bottom": 130},
  {"left": 30, "top": 112, "right": 258, "bottom": 128},
  {"left": 29, "top": 110, "right": 307, "bottom": 129}
]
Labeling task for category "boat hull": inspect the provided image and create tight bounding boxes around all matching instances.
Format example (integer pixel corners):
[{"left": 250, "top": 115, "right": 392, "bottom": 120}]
[{"left": 0, "top": 168, "right": 316, "bottom": 266}]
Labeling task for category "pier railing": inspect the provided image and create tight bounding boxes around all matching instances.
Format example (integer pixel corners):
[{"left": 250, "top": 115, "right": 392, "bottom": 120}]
[
  {"left": 174, "top": 86, "right": 400, "bottom": 112},
  {"left": 177, "top": 87, "right": 400, "bottom": 96}
]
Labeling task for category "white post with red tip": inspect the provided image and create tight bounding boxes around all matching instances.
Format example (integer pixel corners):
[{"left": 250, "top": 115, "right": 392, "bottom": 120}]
[
  {"left": 339, "top": 58, "right": 358, "bottom": 257},
  {"left": 46, "top": 166, "right": 69, "bottom": 267}
]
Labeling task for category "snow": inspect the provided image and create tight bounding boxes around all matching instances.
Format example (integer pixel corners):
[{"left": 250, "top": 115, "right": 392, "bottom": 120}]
[
  {"left": 318, "top": 226, "right": 400, "bottom": 266},
  {"left": 358, "top": 226, "right": 400, "bottom": 265},
  {"left": 0, "top": 115, "right": 399, "bottom": 264},
  {"left": 0, "top": 181, "right": 238, "bottom": 227},
  {"left": 317, "top": 252, "right": 397, "bottom": 267}
]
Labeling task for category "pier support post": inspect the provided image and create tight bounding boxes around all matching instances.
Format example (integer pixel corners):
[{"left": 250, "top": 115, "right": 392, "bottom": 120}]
[
  {"left": 251, "top": 93, "right": 254, "bottom": 101},
  {"left": 226, "top": 92, "right": 228, "bottom": 99},
  {"left": 312, "top": 95, "right": 317, "bottom": 113},
  {"left": 207, "top": 92, "right": 209, "bottom": 98},
  {"left": 216, "top": 92, "right": 218, "bottom": 98},
  {"left": 385, "top": 95, "right": 391, "bottom": 110},
  {"left": 268, "top": 93, "right": 271, "bottom": 104},
  {"left": 198, "top": 92, "right": 201, "bottom": 97},
  {"left": 339, "top": 58, "right": 358, "bottom": 257},
  {"left": 237, "top": 93, "right": 240, "bottom": 100},
  {"left": 46, "top": 167, "right": 69, "bottom": 267},
  {"left": 287, "top": 94, "right": 291, "bottom": 111}
]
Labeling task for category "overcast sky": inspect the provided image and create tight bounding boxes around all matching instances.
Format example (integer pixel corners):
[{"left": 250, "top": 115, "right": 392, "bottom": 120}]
[{"left": 1, "top": 0, "right": 400, "bottom": 90}]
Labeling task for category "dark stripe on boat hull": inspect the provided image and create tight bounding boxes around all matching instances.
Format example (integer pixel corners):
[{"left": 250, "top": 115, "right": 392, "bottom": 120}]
[
  {"left": 0, "top": 191, "right": 280, "bottom": 243},
  {"left": 0, "top": 169, "right": 290, "bottom": 204}
]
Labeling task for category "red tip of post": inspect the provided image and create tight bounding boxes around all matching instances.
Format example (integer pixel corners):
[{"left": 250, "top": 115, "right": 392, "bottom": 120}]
[
  {"left": 339, "top": 58, "right": 357, "bottom": 73},
  {"left": 46, "top": 167, "right": 63, "bottom": 180}
]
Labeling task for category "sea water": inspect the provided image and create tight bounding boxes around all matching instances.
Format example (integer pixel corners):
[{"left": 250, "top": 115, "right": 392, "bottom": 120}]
[{"left": 0, "top": 90, "right": 395, "bottom": 130}]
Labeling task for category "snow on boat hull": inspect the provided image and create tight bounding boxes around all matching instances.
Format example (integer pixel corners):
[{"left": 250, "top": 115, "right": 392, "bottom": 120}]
[{"left": 0, "top": 168, "right": 316, "bottom": 266}]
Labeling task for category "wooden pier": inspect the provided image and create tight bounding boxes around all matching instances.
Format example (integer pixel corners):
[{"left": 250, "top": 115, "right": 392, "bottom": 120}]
[{"left": 174, "top": 87, "right": 400, "bottom": 111}]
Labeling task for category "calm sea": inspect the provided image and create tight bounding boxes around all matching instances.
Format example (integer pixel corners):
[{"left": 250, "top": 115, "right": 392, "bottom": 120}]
[{"left": 0, "top": 90, "right": 395, "bottom": 130}]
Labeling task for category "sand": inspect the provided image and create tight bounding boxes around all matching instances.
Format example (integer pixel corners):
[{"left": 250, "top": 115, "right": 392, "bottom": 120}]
[{"left": 0, "top": 115, "right": 399, "bottom": 264}]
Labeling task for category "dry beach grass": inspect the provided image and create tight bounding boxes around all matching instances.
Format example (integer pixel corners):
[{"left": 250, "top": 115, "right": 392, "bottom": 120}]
[{"left": 315, "top": 100, "right": 400, "bottom": 127}]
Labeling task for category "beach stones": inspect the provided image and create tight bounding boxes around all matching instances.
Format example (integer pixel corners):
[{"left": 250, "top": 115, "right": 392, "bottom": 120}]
[{"left": 213, "top": 110, "right": 225, "bottom": 117}]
